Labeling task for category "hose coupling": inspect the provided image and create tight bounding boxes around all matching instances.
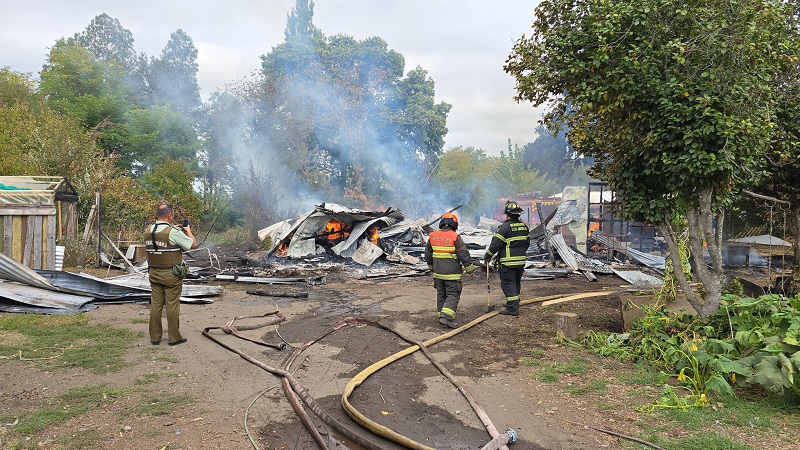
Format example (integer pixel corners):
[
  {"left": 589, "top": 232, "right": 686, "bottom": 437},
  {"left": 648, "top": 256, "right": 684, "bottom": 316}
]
[{"left": 504, "top": 428, "right": 518, "bottom": 444}]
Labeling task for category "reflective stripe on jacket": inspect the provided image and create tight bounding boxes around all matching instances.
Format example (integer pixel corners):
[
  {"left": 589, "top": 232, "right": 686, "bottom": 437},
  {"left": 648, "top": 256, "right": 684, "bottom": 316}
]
[
  {"left": 424, "top": 229, "right": 474, "bottom": 281},
  {"left": 145, "top": 223, "right": 183, "bottom": 268},
  {"left": 485, "top": 219, "right": 530, "bottom": 268}
]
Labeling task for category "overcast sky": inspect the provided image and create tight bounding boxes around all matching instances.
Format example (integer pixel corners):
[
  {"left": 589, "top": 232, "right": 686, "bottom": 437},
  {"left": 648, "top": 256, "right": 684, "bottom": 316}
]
[{"left": 1, "top": 0, "right": 545, "bottom": 155}]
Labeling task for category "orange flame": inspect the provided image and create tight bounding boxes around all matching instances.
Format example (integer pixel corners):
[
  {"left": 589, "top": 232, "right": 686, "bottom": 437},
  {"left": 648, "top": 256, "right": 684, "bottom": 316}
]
[
  {"left": 324, "top": 220, "right": 349, "bottom": 242},
  {"left": 369, "top": 226, "right": 380, "bottom": 245}
]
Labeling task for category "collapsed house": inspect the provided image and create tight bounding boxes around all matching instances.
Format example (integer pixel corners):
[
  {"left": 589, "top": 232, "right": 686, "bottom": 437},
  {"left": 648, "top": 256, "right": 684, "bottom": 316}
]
[{"left": 259, "top": 203, "right": 427, "bottom": 266}]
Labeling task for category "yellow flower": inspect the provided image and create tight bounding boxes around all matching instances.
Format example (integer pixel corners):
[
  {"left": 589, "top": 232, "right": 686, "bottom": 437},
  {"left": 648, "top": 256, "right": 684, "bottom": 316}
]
[
  {"left": 699, "top": 393, "right": 707, "bottom": 404},
  {"left": 659, "top": 317, "right": 669, "bottom": 324},
  {"left": 677, "top": 372, "right": 686, "bottom": 382},
  {"left": 731, "top": 373, "right": 736, "bottom": 383},
  {"left": 690, "top": 342, "right": 698, "bottom": 352}
]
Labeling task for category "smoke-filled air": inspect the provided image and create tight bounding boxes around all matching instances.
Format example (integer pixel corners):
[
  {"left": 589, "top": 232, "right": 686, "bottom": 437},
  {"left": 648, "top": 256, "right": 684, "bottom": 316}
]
[{"left": 0, "top": 0, "right": 594, "bottom": 240}]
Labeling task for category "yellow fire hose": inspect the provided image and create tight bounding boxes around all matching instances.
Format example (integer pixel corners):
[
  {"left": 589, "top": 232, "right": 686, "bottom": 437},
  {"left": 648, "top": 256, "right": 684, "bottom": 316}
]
[{"left": 341, "top": 291, "right": 616, "bottom": 449}]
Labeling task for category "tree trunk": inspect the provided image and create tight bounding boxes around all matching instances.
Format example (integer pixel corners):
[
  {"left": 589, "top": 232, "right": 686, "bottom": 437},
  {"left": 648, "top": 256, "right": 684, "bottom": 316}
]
[
  {"left": 658, "top": 188, "right": 726, "bottom": 319},
  {"left": 658, "top": 218, "right": 700, "bottom": 309}
]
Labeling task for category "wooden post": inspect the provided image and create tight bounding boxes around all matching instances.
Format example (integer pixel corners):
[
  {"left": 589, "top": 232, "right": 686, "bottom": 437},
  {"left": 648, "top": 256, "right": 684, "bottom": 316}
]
[{"left": 555, "top": 312, "right": 579, "bottom": 340}]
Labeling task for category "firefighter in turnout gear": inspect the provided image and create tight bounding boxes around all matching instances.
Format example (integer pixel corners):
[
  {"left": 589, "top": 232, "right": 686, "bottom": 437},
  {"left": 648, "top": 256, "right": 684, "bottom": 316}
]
[
  {"left": 485, "top": 200, "right": 530, "bottom": 316},
  {"left": 145, "top": 203, "right": 197, "bottom": 346},
  {"left": 424, "top": 213, "right": 476, "bottom": 328}
]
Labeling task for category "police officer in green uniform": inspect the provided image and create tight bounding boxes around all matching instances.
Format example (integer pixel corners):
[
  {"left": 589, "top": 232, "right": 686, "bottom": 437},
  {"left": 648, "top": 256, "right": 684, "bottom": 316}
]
[
  {"left": 485, "top": 201, "right": 530, "bottom": 316},
  {"left": 424, "top": 213, "right": 476, "bottom": 328},
  {"left": 146, "top": 203, "right": 197, "bottom": 345}
]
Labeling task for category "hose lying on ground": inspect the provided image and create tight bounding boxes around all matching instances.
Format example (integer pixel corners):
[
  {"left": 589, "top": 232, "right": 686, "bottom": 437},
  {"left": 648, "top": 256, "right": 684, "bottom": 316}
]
[
  {"left": 203, "top": 318, "right": 387, "bottom": 450},
  {"left": 341, "top": 291, "right": 617, "bottom": 449}
]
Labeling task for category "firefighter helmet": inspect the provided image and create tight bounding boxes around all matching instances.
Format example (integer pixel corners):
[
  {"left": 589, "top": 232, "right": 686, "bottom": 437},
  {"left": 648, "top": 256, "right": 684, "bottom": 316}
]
[
  {"left": 439, "top": 212, "right": 459, "bottom": 230},
  {"left": 504, "top": 200, "right": 523, "bottom": 216}
]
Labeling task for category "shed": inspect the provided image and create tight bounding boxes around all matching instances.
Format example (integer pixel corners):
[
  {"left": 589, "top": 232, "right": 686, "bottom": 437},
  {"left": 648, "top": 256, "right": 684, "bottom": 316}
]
[{"left": 0, "top": 176, "right": 78, "bottom": 269}]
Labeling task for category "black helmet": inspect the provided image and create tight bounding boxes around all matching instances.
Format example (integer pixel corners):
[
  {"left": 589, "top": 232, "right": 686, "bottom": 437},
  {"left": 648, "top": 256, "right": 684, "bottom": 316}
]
[
  {"left": 439, "top": 212, "right": 458, "bottom": 231},
  {"left": 504, "top": 200, "right": 523, "bottom": 216}
]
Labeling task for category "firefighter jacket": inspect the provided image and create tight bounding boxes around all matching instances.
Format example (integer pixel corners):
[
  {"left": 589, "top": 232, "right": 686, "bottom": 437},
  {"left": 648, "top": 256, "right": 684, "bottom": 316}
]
[
  {"left": 424, "top": 228, "right": 475, "bottom": 281},
  {"left": 145, "top": 222, "right": 185, "bottom": 268},
  {"left": 485, "top": 218, "right": 530, "bottom": 268}
]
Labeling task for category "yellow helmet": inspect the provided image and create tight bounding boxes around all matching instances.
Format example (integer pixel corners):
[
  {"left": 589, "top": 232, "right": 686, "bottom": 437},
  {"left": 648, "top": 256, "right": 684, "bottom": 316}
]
[{"left": 504, "top": 200, "right": 523, "bottom": 216}]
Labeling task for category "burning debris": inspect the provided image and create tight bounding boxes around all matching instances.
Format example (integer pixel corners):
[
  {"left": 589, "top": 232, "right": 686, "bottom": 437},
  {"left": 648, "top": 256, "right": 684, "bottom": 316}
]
[{"left": 259, "top": 203, "right": 424, "bottom": 265}]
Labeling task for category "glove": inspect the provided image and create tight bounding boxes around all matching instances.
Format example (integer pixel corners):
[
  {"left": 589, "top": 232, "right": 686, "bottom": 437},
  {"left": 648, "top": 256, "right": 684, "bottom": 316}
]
[
  {"left": 464, "top": 264, "right": 476, "bottom": 275},
  {"left": 492, "top": 258, "right": 500, "bottom": 271}
]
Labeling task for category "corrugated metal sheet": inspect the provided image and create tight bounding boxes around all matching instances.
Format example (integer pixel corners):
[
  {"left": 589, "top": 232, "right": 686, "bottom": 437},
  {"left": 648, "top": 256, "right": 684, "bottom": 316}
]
[
  {"left": 0, "top": 251, "right": 54, "bottom": 290},
  {"left": 0, "top": 280, "right": 93, "bottom": 310},
  {"left": 592, "top": 232, "right": 666, "bottom": 270}
]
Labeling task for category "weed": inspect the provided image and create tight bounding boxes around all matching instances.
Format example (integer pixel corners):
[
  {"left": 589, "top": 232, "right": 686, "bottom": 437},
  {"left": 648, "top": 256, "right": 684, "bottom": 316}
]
[
  {"left": 0, "top": 314, "right": 138, "bottom": 374},
  {"left": 129, "top": 394, "right": 194, "bottom": 416},
  {"left": 8, "top": 385, "right": 126, "bottom": 435},
  {"left": 564, "top": 380, "right": 608, "bottom": 397}
]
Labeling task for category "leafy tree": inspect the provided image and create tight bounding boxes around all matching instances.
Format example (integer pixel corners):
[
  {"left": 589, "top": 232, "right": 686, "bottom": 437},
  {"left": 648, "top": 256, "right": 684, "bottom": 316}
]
[
  {"left": 251, "top": 0, "right": 450, "bottom": 212},
  {"left": 0, "top": 69, "right": 101, "bottom": 179},
  {"left": 496, "top": 139, "right": 557, "bottom": 198},
  {"left": 72, "top": 13, "right": 137, "bottom": 69},
  {"left": 432, "top": 144, "right": 555, "bottom": 221},
  {"left": 523, "top": 124, "right": 593, "bottom": 187},
  {"left": 146, "top": 30, "right": 202, "bottom": 115},
  {"left": 120, "top": 106, "right": 199, "bottom": 176},
  {"left": 39, "top": 38, "right": 132, "bottom": 151},
  {"left": 0, "top": 67, "right": 37, "bottom": 108},
  {"left": 140, "top": 158, "right": 203, "bottom": 224},
  {"left": 433, "top": 146, "right": 497, "bottom": 219},
  {"left": 752, "top": 28, "right": 800, "bottom": 292},
  {"left": 506, "top": 0, "right": 797, "bottom": 317}
]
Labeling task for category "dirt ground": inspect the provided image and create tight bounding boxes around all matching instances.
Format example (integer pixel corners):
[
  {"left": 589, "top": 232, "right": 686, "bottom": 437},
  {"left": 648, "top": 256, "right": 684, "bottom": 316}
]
[{"left": 0, "top": 258, "right": 645, "bottom": 450}]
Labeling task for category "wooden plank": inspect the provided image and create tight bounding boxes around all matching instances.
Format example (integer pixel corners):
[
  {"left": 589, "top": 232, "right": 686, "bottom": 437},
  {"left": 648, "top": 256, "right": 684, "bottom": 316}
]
[
  {"left": 46, "top": 214, "right": 56, "bottom": 270},
  {"left": 82, "top": 204, "right": 96, "bottom": 245},
  {"left": 1, "top": 216, "right": 11, "bottom": 256},
  {"left": 33, "top": 215, "right": 43, "bottom": 269},
  {"left": 23, "top": 215, "right": 33, "bottom": 267},
  {"left": 0, "top": 206, "right": 57, "bottom": 216},
  {"left": 538, "top": 290, "right": 617, "bottom": 307},
  {"left": 11, "top": 216, "right": 22, "bottom": 261}
]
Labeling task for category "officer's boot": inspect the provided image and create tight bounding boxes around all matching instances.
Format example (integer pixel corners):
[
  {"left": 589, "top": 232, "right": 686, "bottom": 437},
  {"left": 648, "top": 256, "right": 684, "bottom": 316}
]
[{"left": 499, "top": 300, "right": 520, "bottom": 316}]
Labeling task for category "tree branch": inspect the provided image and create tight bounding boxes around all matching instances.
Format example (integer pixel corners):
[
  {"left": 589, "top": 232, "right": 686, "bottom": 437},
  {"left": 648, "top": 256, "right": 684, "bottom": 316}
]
[{"left": 742, "top": 189, "right": 791, "bottom": 206}]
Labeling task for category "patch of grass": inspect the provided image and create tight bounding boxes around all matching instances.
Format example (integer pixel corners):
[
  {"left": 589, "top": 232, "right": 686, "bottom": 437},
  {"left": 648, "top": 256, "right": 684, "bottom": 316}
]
[
  {"left": 617, "top": 361, "right": 661, "bottom": 386},
  {"left": 532, "top": 357, "right": 592, "bottom": 383},
  {"left": 655, "top": 393, "right": 778, "bottom": 430},
  {"left": 144, "top": 347, "right": 179, "bottom": 363},
  {"left": 129, "top": 394, "right": 195, "bottom": 416},
  {"left": 597, "top": 401, "right": 616, "bottom": 410},
  {"left": 631, "top": 430, "right": 754, "bottom": 450},
  {"left": 560, "top": 357, "right": 590, "bottom": 374},
  {"left": 135, "top": 373, "right": 162, "bottom": 385},
  {"left": 6, "top": 385, "right": 127, "bottom": 436},
  {"left": 57, "top": 427, "right": 102, "bottom": 449},
  {"left": 131, "top": 317, "right": 148, "bottom": 324},
  {"left": 0, "top": 314, "right": 138, "bottom": 374},
  {"left": 521, "top": 348, "right": 546, "bottom": 366},
  {"left": 533, "top": 365, "right": 560, "bottom": 382},
  {"left": 564, "top": 380, "right": 608, "bottom": 397}
]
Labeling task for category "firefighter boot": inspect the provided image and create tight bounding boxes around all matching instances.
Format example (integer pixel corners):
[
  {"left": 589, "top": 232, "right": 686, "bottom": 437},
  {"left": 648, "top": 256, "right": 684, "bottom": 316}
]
[
  {"left": 438, "top": 315, "right": 459, "bottom": 329},
  {"left": 499, "top": 300, "right": 520, "bottom": 316}
]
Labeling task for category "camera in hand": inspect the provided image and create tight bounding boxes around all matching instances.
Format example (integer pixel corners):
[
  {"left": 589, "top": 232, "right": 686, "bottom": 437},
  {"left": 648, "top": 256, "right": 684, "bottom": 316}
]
[{"left": 182, "top": 219, "right": 190, "bottom": 228}]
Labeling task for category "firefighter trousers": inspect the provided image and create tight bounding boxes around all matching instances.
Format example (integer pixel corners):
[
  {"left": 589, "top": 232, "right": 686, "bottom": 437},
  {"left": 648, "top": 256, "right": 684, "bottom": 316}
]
[
  {"left": 434, "top": 278, "right": 462, "bottom": 319},
  {"left": 499, "top": 266, "right": 524, "bottom": 308}
]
